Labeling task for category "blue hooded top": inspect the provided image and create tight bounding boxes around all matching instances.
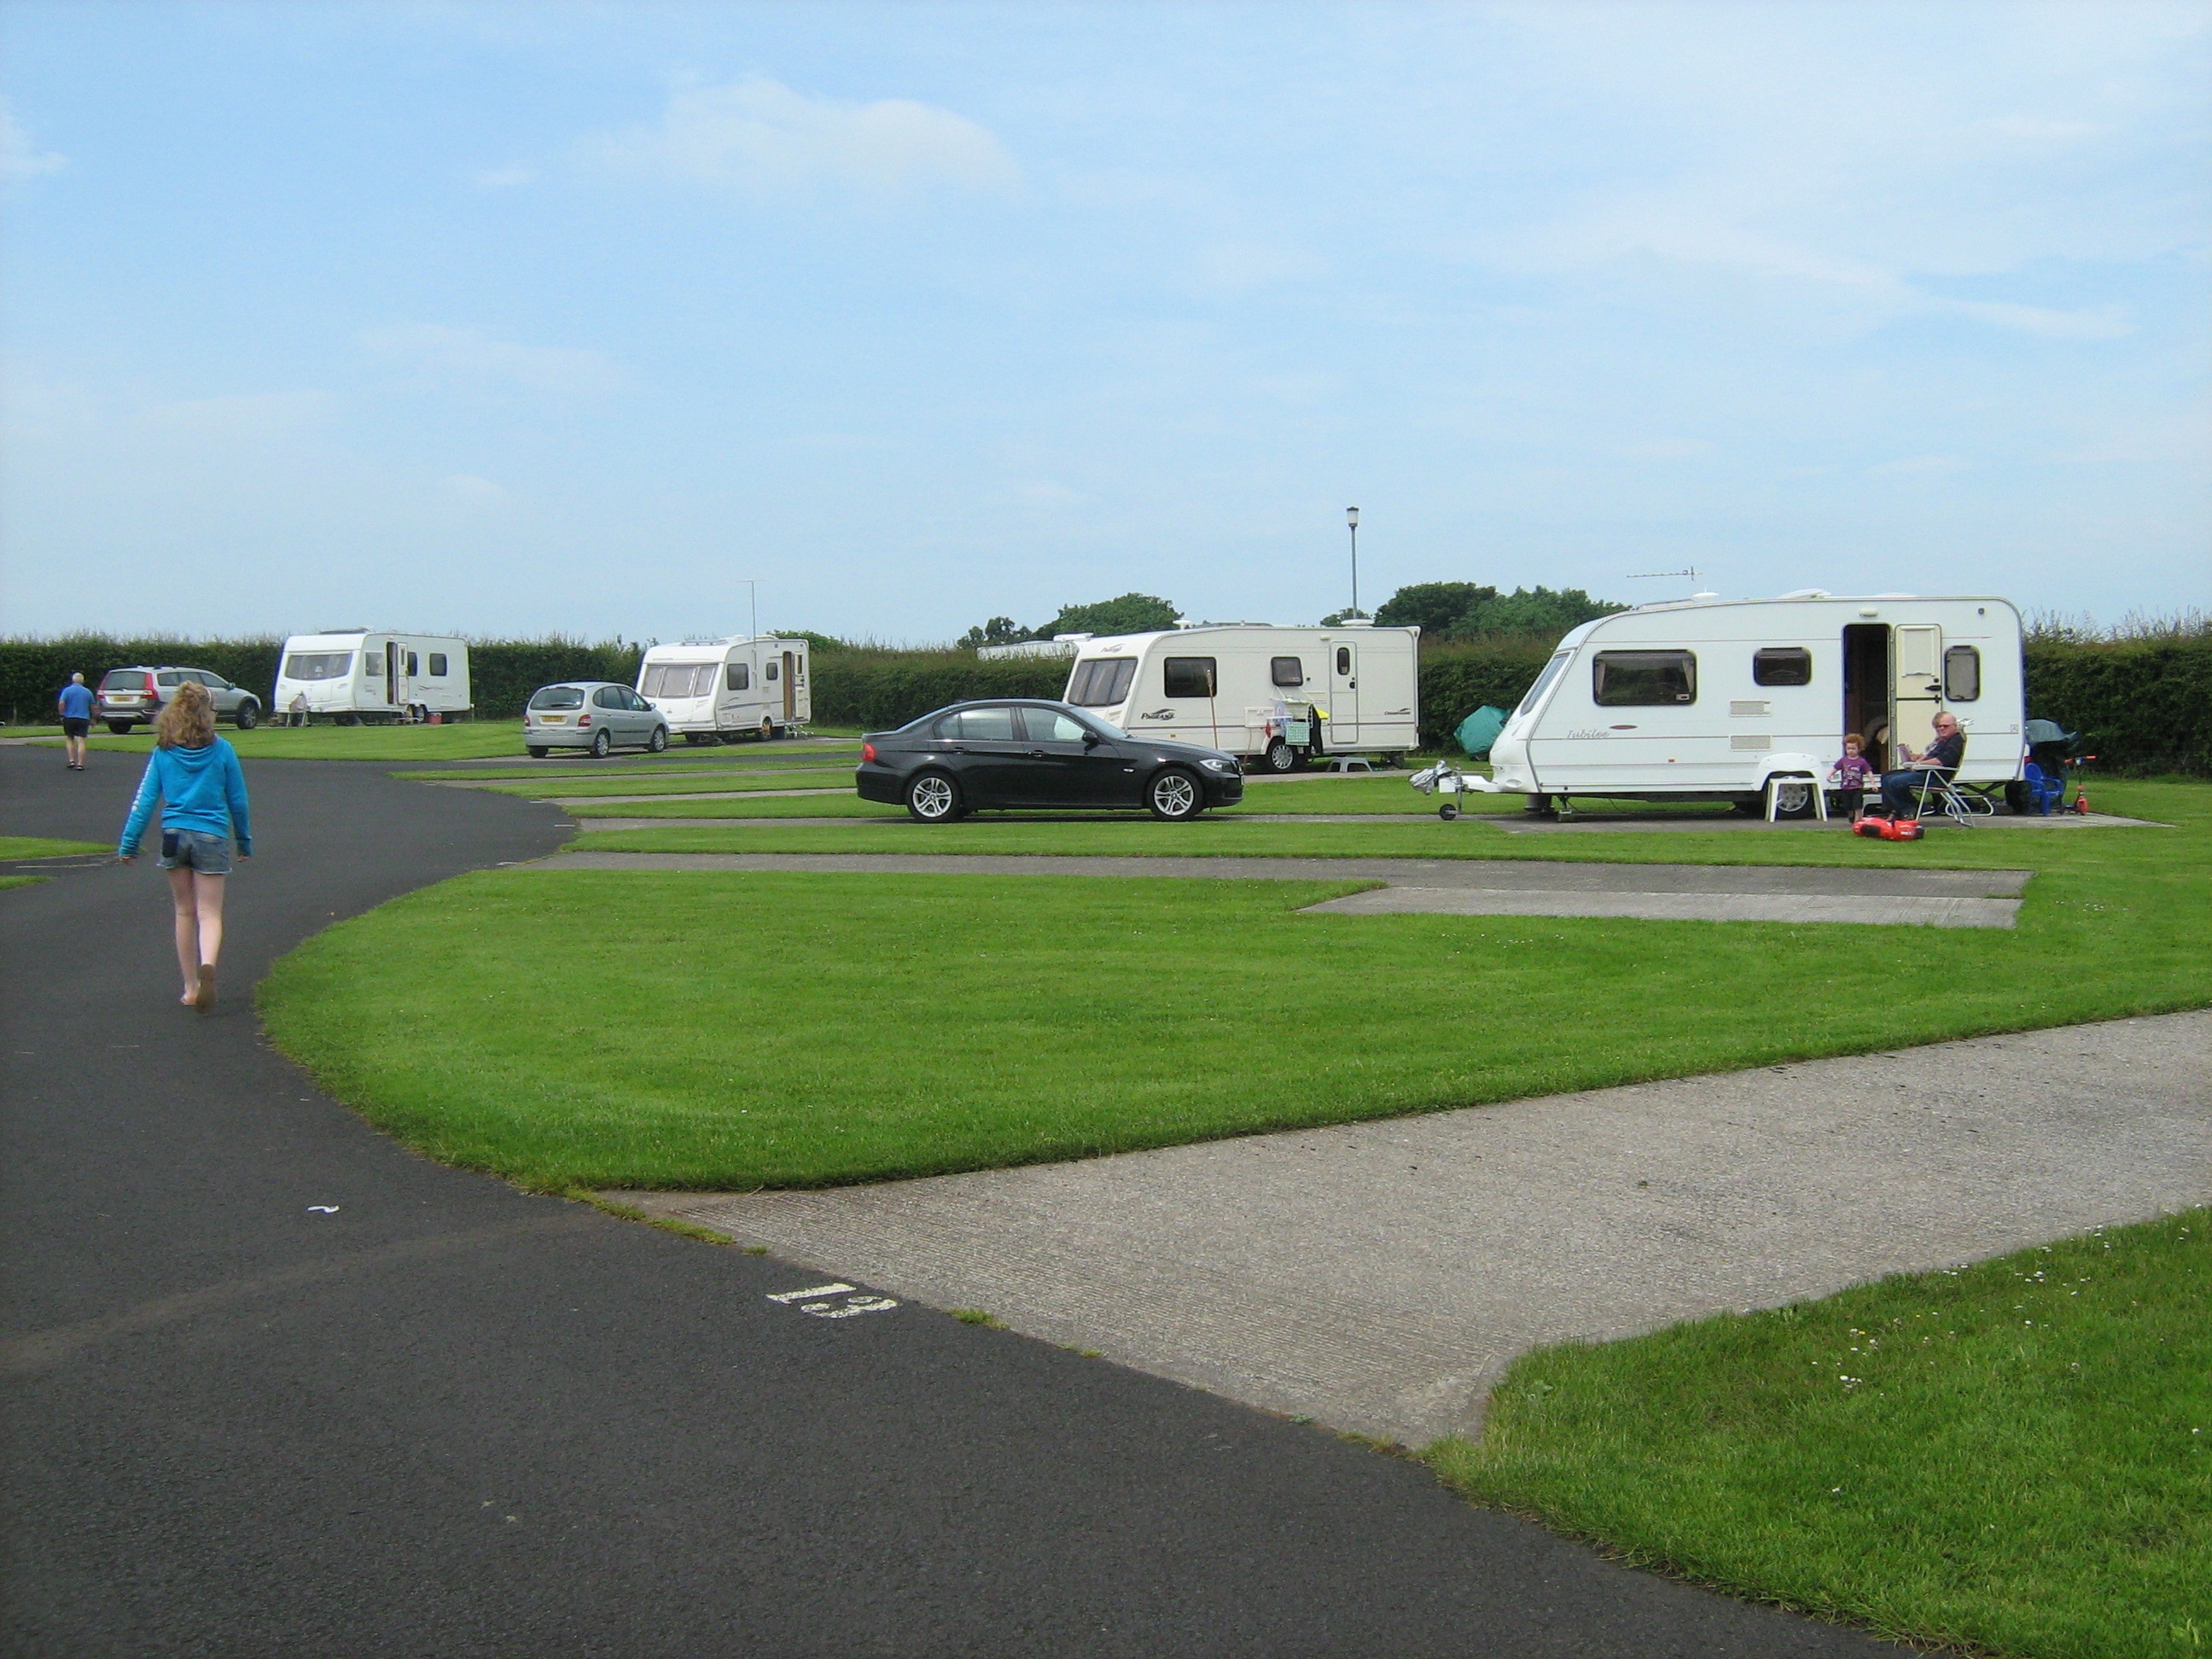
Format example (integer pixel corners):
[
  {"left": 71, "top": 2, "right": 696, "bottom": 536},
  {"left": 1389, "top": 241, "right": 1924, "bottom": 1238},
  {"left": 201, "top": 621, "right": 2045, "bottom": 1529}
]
[{"left": 118, "top": 738, "right": 253, "bottom": 857}]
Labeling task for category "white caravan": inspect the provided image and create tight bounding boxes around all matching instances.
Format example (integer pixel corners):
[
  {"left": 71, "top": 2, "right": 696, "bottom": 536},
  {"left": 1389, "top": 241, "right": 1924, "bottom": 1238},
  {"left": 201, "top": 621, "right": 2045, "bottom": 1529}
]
[
  {"left": 1060, "top": 622, "right": 1421, "bottom": 770},
  {"left": 1461, "top": 593, "right": 2025, "bottom": 814},
  {"left": 274, "top": 632, "right": 472, "bottom": 724},
  {"left": 637, "top": 637, "right": 812, "bottom": 743}
]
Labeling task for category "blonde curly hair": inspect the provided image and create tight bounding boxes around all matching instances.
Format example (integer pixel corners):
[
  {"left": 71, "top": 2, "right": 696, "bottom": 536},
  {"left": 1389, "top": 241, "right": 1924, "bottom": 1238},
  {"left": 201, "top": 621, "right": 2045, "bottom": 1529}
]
[{"left": 155, "top": 679, "right": 218, "bottom": 749}]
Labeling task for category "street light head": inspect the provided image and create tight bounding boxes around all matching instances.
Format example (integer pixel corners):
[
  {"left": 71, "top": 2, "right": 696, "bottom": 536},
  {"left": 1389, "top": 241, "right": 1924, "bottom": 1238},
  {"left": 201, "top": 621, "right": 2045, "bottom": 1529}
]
[{"left": 1346, "top": 506, "right": 1359, "bottom": 528}]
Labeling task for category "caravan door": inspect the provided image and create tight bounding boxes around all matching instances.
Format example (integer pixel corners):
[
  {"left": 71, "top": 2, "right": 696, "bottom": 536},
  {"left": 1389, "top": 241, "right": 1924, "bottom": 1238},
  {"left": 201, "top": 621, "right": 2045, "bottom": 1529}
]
[
  {"left": 1327, "top": 642, "right": 1359, "bottom": 744},
  {"left": 1893, "top": 625, "right": 1942, "bottom": 756}
]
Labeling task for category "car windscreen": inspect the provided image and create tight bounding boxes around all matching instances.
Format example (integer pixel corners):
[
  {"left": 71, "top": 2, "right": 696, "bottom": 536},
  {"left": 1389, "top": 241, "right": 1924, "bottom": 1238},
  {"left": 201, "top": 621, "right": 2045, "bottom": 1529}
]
[
  {"left": 529, "top": 686, "right": 585, "bottom": 709},
  {"left": 282, "top": 653, "right": 353, "bottom": 682},
  {"left": 1065, "top": 657, "right": 1138, "bottom": 707}
]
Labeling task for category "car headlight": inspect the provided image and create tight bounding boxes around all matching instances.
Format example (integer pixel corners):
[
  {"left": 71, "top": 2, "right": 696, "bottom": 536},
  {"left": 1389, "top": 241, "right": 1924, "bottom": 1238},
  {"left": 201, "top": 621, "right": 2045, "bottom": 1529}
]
[{"left": 1201, "top": 757, "right": 1234, "bottom": 772}]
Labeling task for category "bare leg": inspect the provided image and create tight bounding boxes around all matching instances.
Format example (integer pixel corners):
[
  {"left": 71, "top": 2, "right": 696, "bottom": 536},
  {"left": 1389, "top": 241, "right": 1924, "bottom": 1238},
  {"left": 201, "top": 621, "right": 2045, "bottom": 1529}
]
[
  {"left": 194, "top": 873, "right": 227, "bottom": 974},
  {"left": 168, "top": 866, "right": 201, "bottom": 1002}
]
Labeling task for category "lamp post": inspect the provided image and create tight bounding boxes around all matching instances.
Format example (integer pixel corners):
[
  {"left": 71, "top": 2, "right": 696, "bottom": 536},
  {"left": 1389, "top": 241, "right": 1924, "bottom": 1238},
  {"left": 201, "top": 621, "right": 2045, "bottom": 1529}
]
[{"left": 1346, "top": 506, "right": 1360, "bottom": 618}]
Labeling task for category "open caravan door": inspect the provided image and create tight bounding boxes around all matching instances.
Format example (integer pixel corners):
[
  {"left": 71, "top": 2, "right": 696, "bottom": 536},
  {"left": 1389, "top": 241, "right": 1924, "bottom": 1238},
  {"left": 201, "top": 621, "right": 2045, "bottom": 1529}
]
[{"left": 1893, "top": 625, "right": 1941, "bottom": 756}]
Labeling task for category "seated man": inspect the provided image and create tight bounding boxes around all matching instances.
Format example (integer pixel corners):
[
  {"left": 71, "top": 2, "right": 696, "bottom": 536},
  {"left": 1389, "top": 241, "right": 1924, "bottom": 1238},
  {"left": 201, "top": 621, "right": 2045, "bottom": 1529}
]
[{"left": 1877, "top": 711, "right": 1966, "bottom": 815}]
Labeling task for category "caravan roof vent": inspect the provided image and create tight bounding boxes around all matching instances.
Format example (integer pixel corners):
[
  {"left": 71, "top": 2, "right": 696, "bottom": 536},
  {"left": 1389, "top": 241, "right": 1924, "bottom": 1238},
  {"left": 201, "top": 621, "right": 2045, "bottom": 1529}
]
[
  {"left": 1777, "top": 588, "right": 1831, "bottom": 600},
  {"left": 1691, "top": 591, "right": 1720, "bottom": 601}
]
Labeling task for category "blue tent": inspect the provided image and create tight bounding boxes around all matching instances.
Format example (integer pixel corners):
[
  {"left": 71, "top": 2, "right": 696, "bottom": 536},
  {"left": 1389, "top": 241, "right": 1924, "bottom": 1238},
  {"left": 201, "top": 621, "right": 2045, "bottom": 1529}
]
[{"left": 1454, "top": 706, "right": 1508, "bottom": 759}]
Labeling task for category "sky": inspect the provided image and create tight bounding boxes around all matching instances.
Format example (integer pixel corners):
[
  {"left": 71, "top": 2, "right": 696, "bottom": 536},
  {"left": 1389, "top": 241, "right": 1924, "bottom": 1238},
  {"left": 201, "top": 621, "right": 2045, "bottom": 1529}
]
[{"left": 2, "top": 1, "right": 2207, "bottom": 645}]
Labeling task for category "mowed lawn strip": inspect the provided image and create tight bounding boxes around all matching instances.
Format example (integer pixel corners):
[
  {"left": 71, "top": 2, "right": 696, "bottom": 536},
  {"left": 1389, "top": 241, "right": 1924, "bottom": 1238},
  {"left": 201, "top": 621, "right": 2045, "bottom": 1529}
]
[
  {"left": 40, "top": 720, "right": 536, "bottom": 760},
  {"left": 486, "top": 767, "right": 856, "bottom": 799},
  {"left": 565, "top": 777, "right": 2193, "bottom": 868},
  {"left": 1429, "top": 1211, "right": 2212, "bottom": 1659},
  {"left": 0, "top": 835, "right": 108, "bottom": 859},
  {"left": 260, "top": 780, "right": 2210, "bottom": 1190}
]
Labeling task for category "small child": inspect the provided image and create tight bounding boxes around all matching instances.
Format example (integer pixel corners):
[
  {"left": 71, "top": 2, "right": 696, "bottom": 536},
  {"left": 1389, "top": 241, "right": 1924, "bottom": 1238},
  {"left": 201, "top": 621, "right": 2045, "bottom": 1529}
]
[{"left": 1829, "top": 734, "right": 1875, "bottom": 819}]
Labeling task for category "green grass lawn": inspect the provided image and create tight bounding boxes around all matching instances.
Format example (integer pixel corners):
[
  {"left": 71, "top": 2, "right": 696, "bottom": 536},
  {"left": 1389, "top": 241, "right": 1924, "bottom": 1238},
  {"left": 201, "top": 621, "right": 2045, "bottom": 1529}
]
[
  {"left": 24, "top": 720, "right": 535, "bottom": 760},
  {"left": 0, "top": 835, "right": 108, "bottom": 859},
  {"left": 389, "top": 749, "right": 858, "bottom": 783},
  {"left": 1430, "top": 1209, "right": 2212, "bottom": 1658},
  {"left": 568, "top": 792, "right": 902, "bottom": 819},
  {"left": 260, "top": 780, "right": 2211, "bottom": 1191},
  {"left": 487, "top": 767, "right": 855, "bottom": 799},
  {"left": 0, "top": 876, "right": 49, "bottom": 892},
  {"left": 565, "top": 778, "right": 2192, "bottom": 869}
]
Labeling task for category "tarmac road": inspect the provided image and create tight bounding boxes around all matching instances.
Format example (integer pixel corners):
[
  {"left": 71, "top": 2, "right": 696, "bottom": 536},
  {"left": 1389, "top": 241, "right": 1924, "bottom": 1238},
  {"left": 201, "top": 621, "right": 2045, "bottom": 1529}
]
[{"left": 0, "top": 745, "right": 1904, "bottom": 1657}]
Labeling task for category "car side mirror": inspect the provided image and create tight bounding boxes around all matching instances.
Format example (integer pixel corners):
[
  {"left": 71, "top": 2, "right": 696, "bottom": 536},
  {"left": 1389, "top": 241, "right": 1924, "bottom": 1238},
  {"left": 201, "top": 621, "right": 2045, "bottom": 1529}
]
[{"left": 1082, "top": 731, "right": 1101, "bottom": 747}]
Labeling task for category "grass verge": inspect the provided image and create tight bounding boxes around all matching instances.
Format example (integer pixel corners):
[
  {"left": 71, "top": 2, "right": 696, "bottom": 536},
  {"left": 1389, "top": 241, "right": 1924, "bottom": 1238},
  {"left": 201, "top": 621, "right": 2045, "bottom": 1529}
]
[
  {"left": 0, "top": 875, "right": 49, "bottom": 893},
  {"left": 566, "top": 778, "right": 2192, "bottom": 869},
  {"left": 0, "top": 835, "right": 108, "bottom": 859},
  {"left": 1428, "top": 1210, "right": 2212, "bottom": 1658},
  {"left": 32, "top": 721, "right": 535, "bottom": 760},
  {"left": 491, "top": 768, "right": 855, "bottom": 799},
  {"left": 259, "top": 779, "right": 2210, "bottom": 1189}
]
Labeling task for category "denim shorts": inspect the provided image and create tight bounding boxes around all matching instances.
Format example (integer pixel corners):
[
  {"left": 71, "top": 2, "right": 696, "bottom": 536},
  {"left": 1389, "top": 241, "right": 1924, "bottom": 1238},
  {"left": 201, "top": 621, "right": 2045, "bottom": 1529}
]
[{"left": 159, "top": 830, "right": 234, "bottom": 875}]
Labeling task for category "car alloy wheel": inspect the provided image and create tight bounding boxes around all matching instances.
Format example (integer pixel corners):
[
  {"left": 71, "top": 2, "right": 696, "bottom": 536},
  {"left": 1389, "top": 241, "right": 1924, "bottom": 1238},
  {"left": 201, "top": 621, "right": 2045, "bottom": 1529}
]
[
  {"left": 235, "top": 702, "right": 259, "bottom": 730},
  {"left": 648, "top": 726, "right": 668, "bottom": 753},
  {"left": 1264, "top": 738, "right": 1297, "bottom": 772},
  {"left": 1147, "top": 768, "right": 1202, "bottom": 821},
  {"left": 907, "top": 771, "right": 961, "bottom": 822},
  {"left": 591, "top": 728, "right": 612, "bottom": 758}
]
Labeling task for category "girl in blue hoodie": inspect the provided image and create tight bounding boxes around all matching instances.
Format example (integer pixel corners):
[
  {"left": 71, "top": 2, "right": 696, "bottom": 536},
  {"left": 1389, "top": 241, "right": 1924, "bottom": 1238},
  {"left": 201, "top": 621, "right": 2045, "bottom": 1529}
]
[{"left": 117, "top": 680, "right": 253, "bottom": 1010}]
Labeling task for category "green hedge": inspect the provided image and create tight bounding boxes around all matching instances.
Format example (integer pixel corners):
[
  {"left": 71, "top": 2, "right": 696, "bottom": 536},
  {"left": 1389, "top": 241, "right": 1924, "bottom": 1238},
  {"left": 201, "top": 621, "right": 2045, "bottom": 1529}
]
[
  {"left": 8, "top": 631, "right": 2203, "bottom": 771},
  {"left": 809, "top": 650, "right": 1070, "bottom": 731},
  {"left": 2022, "top": 637, "right": 2210, "bottom": 775},
  {"left": 0, "top": 634, "right": 641, "bottom": 723}
]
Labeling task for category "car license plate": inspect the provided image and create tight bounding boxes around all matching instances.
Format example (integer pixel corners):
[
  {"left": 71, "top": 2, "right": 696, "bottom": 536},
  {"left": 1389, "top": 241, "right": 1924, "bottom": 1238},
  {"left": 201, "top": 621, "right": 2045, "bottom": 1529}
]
[{"left": 539, "top": 715, "right": 565, "bottom": 724}]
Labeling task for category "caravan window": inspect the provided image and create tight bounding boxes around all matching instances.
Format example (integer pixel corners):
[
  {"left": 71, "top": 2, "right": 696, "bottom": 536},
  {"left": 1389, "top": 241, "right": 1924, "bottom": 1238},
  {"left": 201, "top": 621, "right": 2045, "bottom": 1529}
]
[
  {"left": 643, "top": 663, "right": 713, "bottom": 697},
  {"left": 1593, "top": 650, "right": 1697, "bottom": 706},
  {"left": 726, "top": 661, "right": 750, "bottom": 692},
  {"left": 1066, "top": 657, "right": 1137, "bottom": 707},
  {"left": 1515, "top": 652, "right": 1571, "bottom": 717},
  {"left": 427, "top": 654, "right": 448, "bottom": 678},
  {"left": 1944, "top": 645, "right": 1981, "bottom": 701},
  {"left": 1752, "top": 648, "right": 1812, "bottom": 687},
  {"left": 406, "top": 652, "right": 420, "bottom": 676},
  {"left": 282, "top": 652, "right": 352, "bottom": 683},
  {"left": 1271, "top": 656, "right": 1305, "bottom": 688},
  {"left": 765, "top": 661, "right": 779, "bottom": 681},
  {"left": 1163, "top": 657, "right": 1217, "bottom": 698}
]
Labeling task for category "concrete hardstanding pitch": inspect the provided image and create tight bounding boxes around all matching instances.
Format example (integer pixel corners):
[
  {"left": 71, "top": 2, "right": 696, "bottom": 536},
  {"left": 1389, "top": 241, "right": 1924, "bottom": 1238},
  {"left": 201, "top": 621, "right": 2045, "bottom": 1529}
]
[
  {"left": 538, "top": 848, "right": 2030, "bottom": 927},
  {"left": 619, "top": 1010, "right": 2212, "bottom": 1446}
]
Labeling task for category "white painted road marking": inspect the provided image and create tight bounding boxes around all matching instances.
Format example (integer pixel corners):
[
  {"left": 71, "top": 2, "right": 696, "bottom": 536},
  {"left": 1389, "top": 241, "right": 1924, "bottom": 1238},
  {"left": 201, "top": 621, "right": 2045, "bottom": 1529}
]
[{"left": 765, "top": 1282, "right": 900, "bottom": 1318}]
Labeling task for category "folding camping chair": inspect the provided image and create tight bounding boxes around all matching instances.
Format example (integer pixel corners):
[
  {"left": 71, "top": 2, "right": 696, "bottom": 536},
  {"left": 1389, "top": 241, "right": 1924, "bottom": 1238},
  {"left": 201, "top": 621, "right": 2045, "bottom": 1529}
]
[{"left": 1903, "top": 768, "right": 1997, "bottom": 826}]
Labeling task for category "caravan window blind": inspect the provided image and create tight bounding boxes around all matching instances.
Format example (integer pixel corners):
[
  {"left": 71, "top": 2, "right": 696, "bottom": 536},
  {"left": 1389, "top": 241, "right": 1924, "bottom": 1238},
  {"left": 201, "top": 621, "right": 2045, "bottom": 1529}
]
[{"left": 1065, "top": 658, "right": 1137, "bottom": 707}]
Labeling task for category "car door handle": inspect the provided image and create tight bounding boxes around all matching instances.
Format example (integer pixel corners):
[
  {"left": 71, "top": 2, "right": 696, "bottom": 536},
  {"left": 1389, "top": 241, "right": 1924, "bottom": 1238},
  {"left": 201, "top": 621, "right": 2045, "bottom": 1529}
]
[
  {"left": 1028, "top": 749, "right": 1046, "bottom": 759},
  {"left": 948, "top": 745, "right": 966, "bottom": 754}
]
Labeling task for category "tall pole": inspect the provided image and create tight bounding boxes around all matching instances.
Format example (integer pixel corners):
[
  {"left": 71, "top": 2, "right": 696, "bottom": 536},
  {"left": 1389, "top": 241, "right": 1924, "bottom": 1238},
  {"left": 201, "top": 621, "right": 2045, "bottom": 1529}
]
[{"left": 1346, "top": 506, "right": 1360, "bottom": 618}]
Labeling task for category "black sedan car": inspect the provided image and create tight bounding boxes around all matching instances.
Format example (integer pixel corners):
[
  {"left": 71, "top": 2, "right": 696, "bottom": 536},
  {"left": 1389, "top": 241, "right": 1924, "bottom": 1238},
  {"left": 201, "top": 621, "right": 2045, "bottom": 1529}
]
[{"left": 857, "top": 700, "right": 1244, "bottom": 822}]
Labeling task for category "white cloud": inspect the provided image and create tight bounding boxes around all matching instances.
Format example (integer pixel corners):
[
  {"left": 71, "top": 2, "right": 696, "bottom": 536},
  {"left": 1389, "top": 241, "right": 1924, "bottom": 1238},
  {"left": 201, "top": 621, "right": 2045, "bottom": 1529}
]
[
  {"left": 584, "top": 76, "right": 1019, "bottom": 197},
  {"left": 1, "top": 96, "right": 65, "bottom": 180},
  {"left": 362, "top": 324, "right": 626, "bottom": 397}
]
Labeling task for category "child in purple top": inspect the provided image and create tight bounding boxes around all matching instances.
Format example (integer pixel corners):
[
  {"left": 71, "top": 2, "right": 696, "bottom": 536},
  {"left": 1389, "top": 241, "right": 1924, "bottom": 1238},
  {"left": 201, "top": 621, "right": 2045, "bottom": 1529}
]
[{"left": 1829, "top": 735, "right": 1875, "bottom": 820}]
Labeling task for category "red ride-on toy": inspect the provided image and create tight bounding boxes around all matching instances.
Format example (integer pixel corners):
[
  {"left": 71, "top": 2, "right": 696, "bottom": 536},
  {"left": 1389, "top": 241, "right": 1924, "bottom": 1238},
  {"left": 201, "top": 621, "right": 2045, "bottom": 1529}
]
[{"left": 1854, "top": 816, "right": 1925, "bottom": 841}]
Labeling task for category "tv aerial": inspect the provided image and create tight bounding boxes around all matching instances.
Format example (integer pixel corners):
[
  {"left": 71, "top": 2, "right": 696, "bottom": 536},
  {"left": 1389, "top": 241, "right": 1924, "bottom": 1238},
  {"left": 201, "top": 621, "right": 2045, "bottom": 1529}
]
[{"left": 1627, "top": 566, "right": 1702, "bottom": 585}]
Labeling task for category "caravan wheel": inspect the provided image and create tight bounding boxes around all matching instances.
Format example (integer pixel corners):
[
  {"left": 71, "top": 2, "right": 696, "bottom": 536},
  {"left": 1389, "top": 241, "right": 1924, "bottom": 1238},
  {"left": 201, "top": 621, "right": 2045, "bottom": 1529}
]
[
  {"left": 1263, "top": 739, "right": 1299, "bottom": 773},
  {"left": 1768, "top": 779, "right": 1819, "bottom": 820},
  {"left": 759, "top": 716, "right": 776, "bottom": 742}
]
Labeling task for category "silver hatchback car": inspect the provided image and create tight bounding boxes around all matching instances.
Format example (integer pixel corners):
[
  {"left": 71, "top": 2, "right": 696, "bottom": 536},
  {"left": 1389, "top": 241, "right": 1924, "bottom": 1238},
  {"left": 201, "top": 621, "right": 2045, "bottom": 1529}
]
[{"left": 524, "top": 681, "right": 670, "bottom": 758}]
